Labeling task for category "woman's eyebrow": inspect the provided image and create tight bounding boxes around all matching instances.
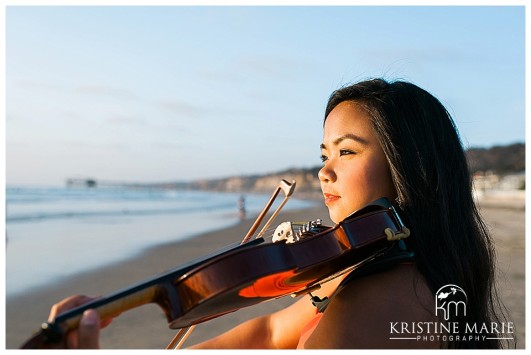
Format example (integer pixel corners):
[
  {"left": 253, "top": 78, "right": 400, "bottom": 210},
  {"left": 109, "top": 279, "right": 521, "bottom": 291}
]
[{"left": 320, "top": 133, "right": 369, "bottom": 150}]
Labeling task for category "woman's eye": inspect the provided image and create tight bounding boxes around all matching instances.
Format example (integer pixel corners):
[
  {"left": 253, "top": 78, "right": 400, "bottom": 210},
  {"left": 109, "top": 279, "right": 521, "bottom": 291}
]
[
  {"left": 339, "top": 149, "right": 355, "bottom": 156},
  {"left": 320, "top": 154, "right": 328, "bottom": 163}
]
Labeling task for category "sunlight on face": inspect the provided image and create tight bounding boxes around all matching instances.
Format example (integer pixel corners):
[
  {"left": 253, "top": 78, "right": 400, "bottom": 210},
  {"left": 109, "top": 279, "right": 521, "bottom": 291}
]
[{"left": 318, "top": 101, "right": 396, "bottom": 223}]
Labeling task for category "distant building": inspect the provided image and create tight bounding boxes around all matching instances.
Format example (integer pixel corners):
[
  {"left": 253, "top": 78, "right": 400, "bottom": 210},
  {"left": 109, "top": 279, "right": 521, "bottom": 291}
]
[{"left": 472, "top": 171, "right": 525, "bottom": 201}]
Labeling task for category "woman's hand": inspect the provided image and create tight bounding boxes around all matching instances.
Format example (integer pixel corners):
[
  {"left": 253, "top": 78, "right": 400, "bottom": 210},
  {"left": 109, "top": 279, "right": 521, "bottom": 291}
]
[{"left": 48, "top": 295, "right": 112, "bottom": 349}]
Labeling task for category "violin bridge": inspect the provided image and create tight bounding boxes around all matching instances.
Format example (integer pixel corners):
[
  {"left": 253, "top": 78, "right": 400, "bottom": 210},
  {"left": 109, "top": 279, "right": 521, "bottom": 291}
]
[
  {"left": 272, "top": 221, "right": 295, "bottom": 243},
  {"left": 272, "top": 219, "right": 325, "bottom": 244}
]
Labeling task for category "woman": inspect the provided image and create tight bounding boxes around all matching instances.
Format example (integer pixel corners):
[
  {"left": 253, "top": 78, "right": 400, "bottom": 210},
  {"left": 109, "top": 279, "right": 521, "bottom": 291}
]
[{"left": 49, "top": 78, "right": 510, "bottom": 348}]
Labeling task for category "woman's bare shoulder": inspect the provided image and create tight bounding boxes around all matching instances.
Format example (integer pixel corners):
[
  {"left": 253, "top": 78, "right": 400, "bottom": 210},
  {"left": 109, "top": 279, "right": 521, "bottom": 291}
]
[{"left": 305, "top": 263, "right": 440, "bottom": 349}]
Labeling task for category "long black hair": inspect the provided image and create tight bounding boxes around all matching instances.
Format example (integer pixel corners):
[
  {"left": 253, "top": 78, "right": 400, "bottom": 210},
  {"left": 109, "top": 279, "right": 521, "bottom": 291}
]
[{"left": 324, "top": 78, "right": 512, "bottom": 349}]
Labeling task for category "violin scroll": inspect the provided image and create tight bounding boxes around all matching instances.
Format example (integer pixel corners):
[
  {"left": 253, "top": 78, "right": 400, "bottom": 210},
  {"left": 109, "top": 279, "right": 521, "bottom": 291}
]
[{"left": 20, "top": 322, "right": 66, "bottom": 349}]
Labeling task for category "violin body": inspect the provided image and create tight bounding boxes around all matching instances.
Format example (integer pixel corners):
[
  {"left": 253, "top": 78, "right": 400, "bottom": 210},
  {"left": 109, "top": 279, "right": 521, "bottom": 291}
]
[{"left": 21, "top": 197, "right": 409, "bottom": 349}]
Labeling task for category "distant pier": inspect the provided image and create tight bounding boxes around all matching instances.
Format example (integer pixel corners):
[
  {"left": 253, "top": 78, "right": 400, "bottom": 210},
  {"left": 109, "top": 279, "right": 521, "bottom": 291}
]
[
  {"left": 65, "top": 178, "right": 139, "bottom": 188},
  {"left": 66, "top": 178, "right": 98, "bottom": 188},
  {"left": 65, "top": 178, "right": 189, "bottom": 190}
]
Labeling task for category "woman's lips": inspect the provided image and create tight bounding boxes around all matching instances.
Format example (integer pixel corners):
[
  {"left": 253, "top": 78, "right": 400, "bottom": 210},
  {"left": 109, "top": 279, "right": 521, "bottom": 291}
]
[{"left": 324, "top": 193, "right": 340, "bottom": 205}]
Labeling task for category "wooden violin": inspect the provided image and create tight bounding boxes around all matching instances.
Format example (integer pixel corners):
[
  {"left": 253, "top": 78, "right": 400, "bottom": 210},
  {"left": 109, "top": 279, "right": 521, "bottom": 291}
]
[{"left": 20, "top": 180, "right": 410, "bottom": 349}]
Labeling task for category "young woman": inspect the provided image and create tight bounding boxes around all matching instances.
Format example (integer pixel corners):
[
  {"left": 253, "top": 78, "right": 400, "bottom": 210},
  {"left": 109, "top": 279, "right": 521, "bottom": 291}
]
[{"left": 48, "top": 78, "right": 510, "bottom": 349}]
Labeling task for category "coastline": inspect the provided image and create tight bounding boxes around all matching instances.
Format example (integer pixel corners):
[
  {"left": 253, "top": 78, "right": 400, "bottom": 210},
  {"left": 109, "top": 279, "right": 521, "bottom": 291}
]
[{"left": 7, "top": 200, "right": 525, "bottom": 349}]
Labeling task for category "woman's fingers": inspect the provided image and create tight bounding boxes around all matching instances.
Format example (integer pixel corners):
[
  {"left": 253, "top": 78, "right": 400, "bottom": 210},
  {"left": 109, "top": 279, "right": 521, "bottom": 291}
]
[
  {"left": 48, "top": 295, "right": 108, "bottom": 349},
  {"left": 48, "top": 294, "right": 95, "bottom": 322},
  {"left": 77, "top": 309, "right": 101, "bottom": 348}
]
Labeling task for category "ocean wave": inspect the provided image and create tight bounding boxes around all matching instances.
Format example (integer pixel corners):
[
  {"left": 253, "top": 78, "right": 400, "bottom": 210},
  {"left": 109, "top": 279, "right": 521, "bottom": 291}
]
[{"left": 6, "top": 202, "right": 237, "bottom": 223}]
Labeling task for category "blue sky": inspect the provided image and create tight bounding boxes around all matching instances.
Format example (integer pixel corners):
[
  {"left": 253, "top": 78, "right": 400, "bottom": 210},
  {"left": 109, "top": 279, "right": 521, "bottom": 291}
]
[{"left": 5, "top": 5, "right": 526, "bottom": 186}]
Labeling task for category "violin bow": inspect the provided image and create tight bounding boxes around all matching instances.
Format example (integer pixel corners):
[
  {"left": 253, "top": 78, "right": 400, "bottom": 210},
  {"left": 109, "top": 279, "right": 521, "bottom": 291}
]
[
  {"left": 241, "top": 179, "right": 296, "bottom": 243},
  {"left": 166, "top": 179, "right": 296, "bottom": 349}
]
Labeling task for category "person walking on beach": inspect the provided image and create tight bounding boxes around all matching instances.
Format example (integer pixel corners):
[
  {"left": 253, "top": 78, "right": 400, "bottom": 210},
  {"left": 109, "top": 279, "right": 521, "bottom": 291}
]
[
  {"left": 47, "top": 78, "right": 512, "bottom": 349},
  {"left": 238, "top": 195, "right": 246, "bottom": 221}
]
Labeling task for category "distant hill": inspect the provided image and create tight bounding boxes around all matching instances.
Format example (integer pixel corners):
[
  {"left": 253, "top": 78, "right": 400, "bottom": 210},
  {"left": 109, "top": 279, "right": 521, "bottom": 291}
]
[
  {"left": 159, "top": 143, "right": 525, "bottom": 196},
  {"left": 156, "top": 166, "right": 324, "bottom": 197},
  {"left": 466, "top": 142, "right": 525, "bottom": 174},
  {"left": 68, "top": 143, "right": 524, "bottom": 196}
]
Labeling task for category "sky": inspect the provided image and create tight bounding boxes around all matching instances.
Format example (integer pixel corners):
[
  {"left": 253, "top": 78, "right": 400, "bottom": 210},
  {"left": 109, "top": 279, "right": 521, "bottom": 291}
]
[{"left": 5, "top": 4, "right": 526, "bottom": 186}]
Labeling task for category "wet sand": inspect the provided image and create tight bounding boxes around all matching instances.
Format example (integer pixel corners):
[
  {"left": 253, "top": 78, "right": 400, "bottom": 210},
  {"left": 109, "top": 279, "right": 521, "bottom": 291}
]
[{"left": 6, "top": 201, "right": 525, "bottom": 349}]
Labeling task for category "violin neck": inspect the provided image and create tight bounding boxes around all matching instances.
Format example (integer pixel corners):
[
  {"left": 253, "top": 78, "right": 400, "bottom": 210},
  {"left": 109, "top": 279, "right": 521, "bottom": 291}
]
[
  {"left": 20, "top": 283, "right": 170, "bottom": 348},
  {"left": 50, "top": 241, "right": 251, "bottom": 338},
  {"left": 55, "top": 285, "right": 162, "bottom": 333}
]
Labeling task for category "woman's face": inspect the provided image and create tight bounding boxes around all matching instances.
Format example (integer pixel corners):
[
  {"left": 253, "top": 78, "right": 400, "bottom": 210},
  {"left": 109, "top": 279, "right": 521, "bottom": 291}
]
[{"left": 319, "top": 101, "right": 396, "bottom": 223}]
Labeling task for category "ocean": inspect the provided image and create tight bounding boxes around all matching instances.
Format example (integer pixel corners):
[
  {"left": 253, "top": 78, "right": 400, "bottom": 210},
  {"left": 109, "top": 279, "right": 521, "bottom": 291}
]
[{"left": 5, "top": 186, "right": 316, "bottom": 297}]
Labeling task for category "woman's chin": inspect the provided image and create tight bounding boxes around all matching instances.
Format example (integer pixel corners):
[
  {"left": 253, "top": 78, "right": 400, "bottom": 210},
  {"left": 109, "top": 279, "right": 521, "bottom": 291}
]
[{"left": 328, "top": 209, "right": 343, "bottom": 224}]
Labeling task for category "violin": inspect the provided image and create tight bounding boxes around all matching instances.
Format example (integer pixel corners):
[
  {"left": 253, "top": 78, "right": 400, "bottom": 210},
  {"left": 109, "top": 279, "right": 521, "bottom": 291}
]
[{"left": 20, "top": 180, "right": 410, "bottom": 349}]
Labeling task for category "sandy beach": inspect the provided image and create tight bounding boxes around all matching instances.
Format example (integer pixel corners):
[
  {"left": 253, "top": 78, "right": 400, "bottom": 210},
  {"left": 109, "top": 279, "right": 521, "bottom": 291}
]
[{"left": 7, "top": 200, "right": 525, "bottom": 349}]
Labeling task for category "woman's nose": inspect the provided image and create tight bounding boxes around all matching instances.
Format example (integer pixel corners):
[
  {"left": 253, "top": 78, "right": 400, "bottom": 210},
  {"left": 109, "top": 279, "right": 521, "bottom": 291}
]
[{"left": 318, "top": 163, "right": 336, "bottom": 183}]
